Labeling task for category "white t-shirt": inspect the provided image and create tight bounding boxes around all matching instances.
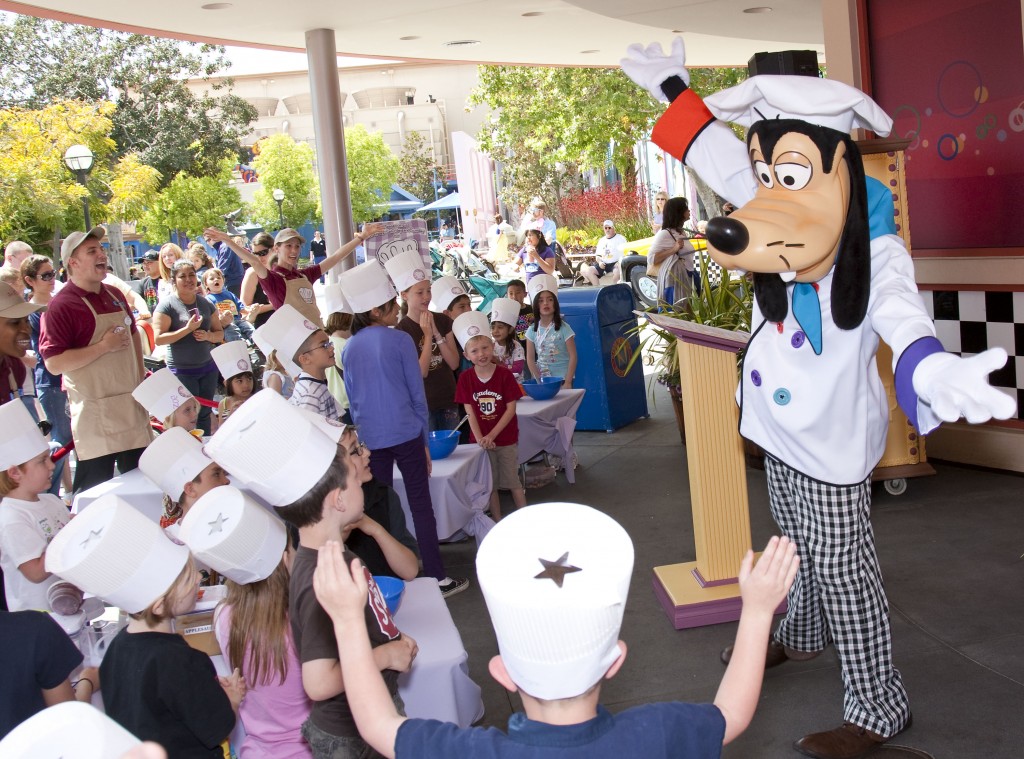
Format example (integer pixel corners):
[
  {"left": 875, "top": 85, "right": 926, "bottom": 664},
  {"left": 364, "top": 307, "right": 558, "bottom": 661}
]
[
  {"left": 595, "top": 233, "right": 627, "bottom": 265},
  {"left": 0, "top": 493, "right": 71, "bottom": 611}
]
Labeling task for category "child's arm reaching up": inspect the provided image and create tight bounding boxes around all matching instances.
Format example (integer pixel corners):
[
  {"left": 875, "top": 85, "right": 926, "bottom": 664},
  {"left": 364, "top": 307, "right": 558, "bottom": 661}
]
[
  {"left": 314, "top": 541, "right": 406, "bottom": 759},
  {"left": 714, "top": 536, "right": 798, "bottom": 744}
]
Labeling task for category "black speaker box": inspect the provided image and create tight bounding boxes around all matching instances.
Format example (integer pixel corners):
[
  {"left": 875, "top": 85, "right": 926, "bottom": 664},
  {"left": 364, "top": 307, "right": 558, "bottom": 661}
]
[{"left": 747, "top": 50, "right": 820, "bottom": 77}]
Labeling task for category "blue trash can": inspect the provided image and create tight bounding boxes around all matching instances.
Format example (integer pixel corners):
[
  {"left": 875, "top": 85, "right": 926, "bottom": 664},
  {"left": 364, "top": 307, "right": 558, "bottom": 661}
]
[{"left": 558, "top": 284, "right": 648, "bottom": 432}]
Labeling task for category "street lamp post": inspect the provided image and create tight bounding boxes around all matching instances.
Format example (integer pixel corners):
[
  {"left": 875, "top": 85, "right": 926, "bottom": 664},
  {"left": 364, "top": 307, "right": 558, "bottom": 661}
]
[
  {"left": 64, "top": 144, "right": 95, "bottom": 230},
  {"left": 272, "top": 188, "right": 286, "bottom": 229}
]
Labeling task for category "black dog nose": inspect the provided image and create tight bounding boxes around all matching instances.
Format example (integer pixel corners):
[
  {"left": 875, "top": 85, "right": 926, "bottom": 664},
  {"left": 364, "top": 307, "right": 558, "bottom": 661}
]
[{"left": 706, "top": 216, "right": 749, "bottom": 255}]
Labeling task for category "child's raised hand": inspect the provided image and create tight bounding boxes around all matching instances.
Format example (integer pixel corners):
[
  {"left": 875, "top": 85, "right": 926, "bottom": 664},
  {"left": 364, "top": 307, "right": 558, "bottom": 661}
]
[
  {"left": 313, "top": 541, "right": 368, "bottom": 624},
  {"left": 218, "top": 667, "right": 247, "bottom": 710},
  {"left": 737, "top": 536, "right": 798, "bottom": 617}
]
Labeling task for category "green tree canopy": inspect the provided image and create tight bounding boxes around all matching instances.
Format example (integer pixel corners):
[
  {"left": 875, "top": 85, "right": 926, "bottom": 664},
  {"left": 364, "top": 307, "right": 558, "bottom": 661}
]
[
  {"left": 0, "top": 15, "right": 257, "bottom": 186},
  {"left": 467, "top": 66, "right": 664, "bottom": 214},
  {"left": 344, "top": 125, "right": 400, "bottom": 223},
  {"left": 249, "top": 134, "right": 319, "bottom": 231},
  {"left": 139, "top": 158, "right": 241, "bottom": 243},
  {"left": 397, "top": 131, "right": 438, "bottom": 204}
]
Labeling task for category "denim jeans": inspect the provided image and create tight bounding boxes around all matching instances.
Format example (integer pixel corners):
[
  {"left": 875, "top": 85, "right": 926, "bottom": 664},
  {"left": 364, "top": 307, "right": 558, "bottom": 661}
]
[{"left": 301, "top": 694, "right": 404, "bottom": 759}]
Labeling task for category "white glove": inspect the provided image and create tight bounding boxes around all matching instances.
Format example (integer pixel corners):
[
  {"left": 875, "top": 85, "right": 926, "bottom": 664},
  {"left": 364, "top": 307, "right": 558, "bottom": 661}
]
[
  {"left": 620, "top": 37, "right": 689, "bottom": 103},
  {"left": 912, "top": 348, "right": 1016, "bottom": 425}
]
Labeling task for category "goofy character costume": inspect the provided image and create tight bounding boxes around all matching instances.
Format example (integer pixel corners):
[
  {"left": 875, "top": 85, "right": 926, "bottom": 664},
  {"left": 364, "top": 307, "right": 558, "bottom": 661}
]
[{"left": 622, "top": 39, "right": 1016, "bottom": 759}]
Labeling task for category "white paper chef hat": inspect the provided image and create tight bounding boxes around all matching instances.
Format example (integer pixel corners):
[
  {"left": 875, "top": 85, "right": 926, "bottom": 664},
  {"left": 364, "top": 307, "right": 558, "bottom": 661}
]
[
  {"left": 527, "top": 273, "right": 558, "bottom": 300},
  {"left": 46, "top": 494, "right": 190, "bottom": 613},
  {"left": 704, "top": 75, "right": 893, "bottom": 136},
  {"left": 0, "top": 400, "right": 49, "bottom": 469},
  {"left": 294, "top": 407, "right": 347, "bottom": 444},
  {"left": 211, "top": 341, "right": 252, "bottom": 382},
  {"left": 0, "top": 702, "right": 142, "bottom": 758},
  {"left": 430, "top": 275, "right": 469, "bottom": 312},
  {"left": 489, "top": 297, "right": 520, "bottom": 328},
  {"left": 452, "top": 310, "right": 491, "bottom": 350},
  {"left": 139, "top": 427, "right": 213, "bottom": 501},
  {"left": 476, "top": 502, "right": 634, "bottom": 700},
  {"left": 322, "top": 282, "right": 353, "bottom": 316},
  {"left": 339, "top": 260, "right": 398, "bottom": 313},
  {"left": 383, "top": 248, "right": 431, "bottom": 293},
  {"left": 205, "top": 389, "right": 337, "bottom": 507},
  {"left": 258, "top": 304, "right": 319, "bottom": 377},
  {"left": 131, "top": 368, "right": 195, "bottom": 420},
  {"left": 180, "top": 485, "right": 286, "bottom": 584}
]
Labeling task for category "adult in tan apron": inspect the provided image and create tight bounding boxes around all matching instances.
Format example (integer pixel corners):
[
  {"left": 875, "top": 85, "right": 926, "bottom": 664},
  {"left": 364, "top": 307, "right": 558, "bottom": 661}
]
[
  {"left": 64, "top": 291, "right": 153, "bottom": 463},
  {"left": 284, "top": 276, "right": 323, "bottom": 328}
]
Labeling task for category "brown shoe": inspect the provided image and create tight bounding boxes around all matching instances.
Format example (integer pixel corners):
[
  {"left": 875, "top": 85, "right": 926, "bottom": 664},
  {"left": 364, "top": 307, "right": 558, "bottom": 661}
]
[
  {"left": 720, "top": 639, "right": 792, "bottom": 667},
  {"left": 794, "top": 722, "right": 889, "bottom": 759}
]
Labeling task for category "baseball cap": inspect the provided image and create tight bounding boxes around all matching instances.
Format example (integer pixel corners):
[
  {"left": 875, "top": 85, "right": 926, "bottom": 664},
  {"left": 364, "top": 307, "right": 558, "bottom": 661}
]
[
  {"left": 274, "top": 228, "right": 305, "bottom": 245},
  {"left": 142, "top": 250, "right": 160, "bottom": 262},
  {"left": 0, "top": 281, "right": 43, "bottom": 319},
  {"left": 60, "top": 227, "right": 106, "bottom": 267}
]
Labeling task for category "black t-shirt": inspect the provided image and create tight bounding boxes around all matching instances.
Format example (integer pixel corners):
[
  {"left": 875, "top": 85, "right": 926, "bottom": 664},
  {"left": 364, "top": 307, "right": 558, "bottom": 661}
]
[
  {"left": 0, "top": 610, "right": 82, "bottom": 738},
  {"left": 347, "top": 480, "right": 420, "bottom": 578},
  {"left": 99, "top": 629, "right": 235, "bottom": 758},
  {"left": 289, "top": 545, "right": 401, "bottom": 737}
]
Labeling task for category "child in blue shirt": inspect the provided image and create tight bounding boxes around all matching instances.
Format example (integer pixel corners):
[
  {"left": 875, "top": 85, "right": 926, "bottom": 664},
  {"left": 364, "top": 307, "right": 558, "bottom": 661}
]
[
  {"left": 204, "top": 268, "right": 254, "bottom": 343},
  {"left": 311, "top": 502, "right": 798, "bottom": 759}
]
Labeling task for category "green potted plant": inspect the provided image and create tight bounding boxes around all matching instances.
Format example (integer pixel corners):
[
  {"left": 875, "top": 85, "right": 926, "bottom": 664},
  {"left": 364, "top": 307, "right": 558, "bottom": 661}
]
[{"left": 621, "top": 261, "right": 752, "bottom": 443}]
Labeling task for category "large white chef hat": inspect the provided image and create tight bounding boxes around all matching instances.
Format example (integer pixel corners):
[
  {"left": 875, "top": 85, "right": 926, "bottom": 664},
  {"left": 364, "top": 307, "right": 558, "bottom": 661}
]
[
  {"left": 527, "top": 273, "right": 558, "bottom": 301},
  {"left": 180, "top": 485, "right": 286, "bottom": 584},
  {"left": 139, "top": 427, "right": 213, "bottom": 501},
  {"left": 211, "top": 341, "right": 252, "bottom": 382},
  {"left": 704, "top": 75, "right": 893, "bottom": 136},
  {"left": 339, "top": 260, "right": 398, "bottom": 313},
  {"left": 205, "top": 388, "right": 337, "bottom": 507},
  {"left": 45, "top": 495, "right": 190, "bottom": 613},
  {"left": 256, "top": 304, "right": 319, "bottom": 377},
  {"left": 489, "top": 297, "right": 520, "bottom": 328},
  {"left": 131, "top": 368, "right": 194, "bottom": 420},
  {"left": 476, "top": 502, "right": 634, "bottom": 701},
  {"left": 0, "top": 702, "right": 142, "bottom": 758},
  {"left": 452, "top": 311, "right": 491, "bottom": 350},
  {"left": 383, "top": 248, "right": 431, "bottom": 293},
  {"left": 0, "top": 400, "right": 49, "bottom": 469},
  {"left": 322, "top": 283, "right": 353, "bottom": 316},
  {"left": 430, "top": 275, "right": 468, "bottom": 312}
]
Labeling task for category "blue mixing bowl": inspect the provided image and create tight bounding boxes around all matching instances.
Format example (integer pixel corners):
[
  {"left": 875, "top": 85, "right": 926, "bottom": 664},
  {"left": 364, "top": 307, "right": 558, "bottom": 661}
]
[
  {"left": 373, "top": 576, "right": 406, "bottom": 615},
  {"left": 428, "top": 429, "right": 459, "bottom": 460},
  {"left": 522, "top": 376, "right": 564, "bottom": 400}
]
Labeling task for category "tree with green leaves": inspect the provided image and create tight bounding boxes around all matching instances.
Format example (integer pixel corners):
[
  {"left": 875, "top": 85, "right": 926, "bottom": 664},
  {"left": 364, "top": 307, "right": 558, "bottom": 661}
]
[
  {"left": 467, "top": 66, "right": 664, "bottom": 214},
  {"left": 0, "top": 14, "right": 256, "bottom": 186},
  {"left": 248, "top": 134, "right": 320, "bottom": 231},
  {"left": 139, "top": 159, "right": 241, "bottom": 244},
  {"left": 396, "top": 131, "right": 437, "bottom": 204},
  {"left": 344, "top": 125, "right": 400, "bottom": 223}
]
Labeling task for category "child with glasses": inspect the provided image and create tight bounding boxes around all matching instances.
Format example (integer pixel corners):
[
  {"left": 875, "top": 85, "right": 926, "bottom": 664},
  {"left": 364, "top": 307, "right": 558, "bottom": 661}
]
[{"left": 290, "top": 328, "right": 343, "bottom": 423}]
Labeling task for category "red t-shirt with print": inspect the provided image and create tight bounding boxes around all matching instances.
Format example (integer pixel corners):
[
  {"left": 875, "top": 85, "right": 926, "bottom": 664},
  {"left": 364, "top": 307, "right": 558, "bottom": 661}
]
[{"left": 454, "top": 364, "right": 523, "bottom": 446}]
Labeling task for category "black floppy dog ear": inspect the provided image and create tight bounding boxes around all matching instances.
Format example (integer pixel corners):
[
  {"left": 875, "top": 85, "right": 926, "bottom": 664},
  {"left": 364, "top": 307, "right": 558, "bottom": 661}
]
[
  {"left": 830, "top": 137, "right": 871, "bottom": 330},
  {"left": 753, "top": 273, "right": 788, "bottom": 323}
]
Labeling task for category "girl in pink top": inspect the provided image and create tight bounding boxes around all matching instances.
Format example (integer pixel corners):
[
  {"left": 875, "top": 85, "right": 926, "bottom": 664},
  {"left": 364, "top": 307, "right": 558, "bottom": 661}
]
[{"left": 213, "top": 528, "right": 313, "bottom": 759}]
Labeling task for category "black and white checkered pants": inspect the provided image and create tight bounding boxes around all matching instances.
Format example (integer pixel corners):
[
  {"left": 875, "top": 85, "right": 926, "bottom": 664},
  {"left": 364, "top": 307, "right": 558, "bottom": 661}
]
[{"left": 765, "top": 456, "right": 911, "bottom": 736}]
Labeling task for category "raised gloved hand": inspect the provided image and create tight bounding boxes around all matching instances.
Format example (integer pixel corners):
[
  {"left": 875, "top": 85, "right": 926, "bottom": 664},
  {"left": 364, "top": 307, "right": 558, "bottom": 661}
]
[
  {"left": 620, "top": 37, "right": 689, "bottom": 103},
  {"left": 912, "top": 348, "right": 1016, "bottom": 424}
]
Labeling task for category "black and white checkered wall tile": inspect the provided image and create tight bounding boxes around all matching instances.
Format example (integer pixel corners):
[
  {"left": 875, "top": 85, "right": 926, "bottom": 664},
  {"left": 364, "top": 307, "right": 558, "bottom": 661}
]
[{"left": 920, "top": 290, "right": 1024, "bottom": 422}]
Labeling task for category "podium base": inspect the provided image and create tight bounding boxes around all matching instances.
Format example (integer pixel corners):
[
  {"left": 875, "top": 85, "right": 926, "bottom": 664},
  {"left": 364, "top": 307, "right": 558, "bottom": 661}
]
[{"left": 652, "top": 561, "right": 786, "bottom": 630}]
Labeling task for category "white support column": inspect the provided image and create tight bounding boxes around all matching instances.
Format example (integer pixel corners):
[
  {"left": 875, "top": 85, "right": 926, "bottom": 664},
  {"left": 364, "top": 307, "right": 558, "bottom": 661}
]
[{"left": 306, "top": 29, "right": 355, "bottom": 280}]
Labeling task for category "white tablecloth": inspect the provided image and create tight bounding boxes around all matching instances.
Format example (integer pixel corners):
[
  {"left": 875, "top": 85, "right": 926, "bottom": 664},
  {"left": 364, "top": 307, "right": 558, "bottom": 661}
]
[
  {"left": 393, "top": 444, "right": 495, "bottom": 545},
  {"left": 516, "top": 388, "right": 586, "bottom": 484}
]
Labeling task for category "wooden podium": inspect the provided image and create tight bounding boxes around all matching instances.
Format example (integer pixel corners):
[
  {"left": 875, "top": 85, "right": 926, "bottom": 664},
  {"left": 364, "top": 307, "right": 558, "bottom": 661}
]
[{"left": 645, "top": 314, "right": 781, "bottom": 629}]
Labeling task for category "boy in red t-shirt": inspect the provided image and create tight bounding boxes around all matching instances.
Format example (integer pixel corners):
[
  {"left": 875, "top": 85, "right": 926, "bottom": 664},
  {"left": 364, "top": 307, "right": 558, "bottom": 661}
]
[{"left": 452, "top": 312, "right": 527, "bottom": 520}]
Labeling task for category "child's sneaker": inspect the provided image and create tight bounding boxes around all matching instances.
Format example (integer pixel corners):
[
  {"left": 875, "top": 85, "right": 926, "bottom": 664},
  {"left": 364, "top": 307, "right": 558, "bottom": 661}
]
[{"left": 438, "top": 576, "right": 470, "bottom": 599}]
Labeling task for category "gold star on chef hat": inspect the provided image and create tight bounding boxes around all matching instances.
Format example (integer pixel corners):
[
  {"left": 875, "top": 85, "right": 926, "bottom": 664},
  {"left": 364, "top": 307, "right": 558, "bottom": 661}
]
[{"left": 534, "top": 552, "right": 581, "bottom": 587}]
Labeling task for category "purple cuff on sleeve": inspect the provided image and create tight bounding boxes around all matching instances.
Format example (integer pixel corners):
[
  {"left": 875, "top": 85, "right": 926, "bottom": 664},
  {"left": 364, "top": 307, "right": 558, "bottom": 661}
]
[{"left": 895, "top": 336, "right": 944, "bottom": 432}]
